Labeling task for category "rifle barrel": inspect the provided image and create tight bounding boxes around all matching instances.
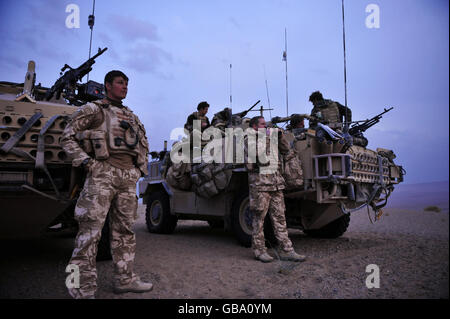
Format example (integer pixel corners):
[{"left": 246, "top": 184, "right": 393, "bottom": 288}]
[
  {"left": 248, "top": 100, "right": 260, "bottom": 112},
  {"left": 91, "top": 47, "right": 108, "bottom": 60}
]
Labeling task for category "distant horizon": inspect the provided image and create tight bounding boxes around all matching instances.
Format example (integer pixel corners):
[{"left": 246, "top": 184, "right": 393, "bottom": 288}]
[{"left": 400, "top": 180, "right": 449, "bottom": 186}]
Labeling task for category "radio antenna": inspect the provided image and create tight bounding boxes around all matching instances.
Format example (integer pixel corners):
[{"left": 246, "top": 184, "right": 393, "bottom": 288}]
[
  {"left": 282, "top": 28, "right": 289, "bottom": 117},
  {"left": 229, "top": 63, "right": 232, "bottom": 109},
  {"left": 263, "top": 65, "right": 272, "bottom": 119},
  {"left": 87, "top": 0, "right": 96, "bottom": 81},
  {"left": 341, "top": 0, "right": 349, "bottom": 132}
]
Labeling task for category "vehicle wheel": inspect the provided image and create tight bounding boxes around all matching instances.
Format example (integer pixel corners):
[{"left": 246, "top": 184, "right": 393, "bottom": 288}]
[
  {"left": 97, "top": 213, "right": 112, "bottom": 261},
  {"left": 304, "top": 214, "right": 350, "bottom": 238},
  {"left": 207, "top": 220, "right": 225, "bottom": 229},
  {"left": 145, "top": 191, "right": 178, "bottom": 234},
  {"left": 231, "top": 191, "right": 278, "bottom": 247}
]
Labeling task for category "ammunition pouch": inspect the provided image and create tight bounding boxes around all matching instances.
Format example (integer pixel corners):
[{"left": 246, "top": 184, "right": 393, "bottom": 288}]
[
  {"left": 90, "top": 130, "right": 109, "bottom": 160},
  {"left": 75, "top": 130, "right": 110, "bottom": 160},
  {"left": 75, "top": 131, "right": 93, "bottom": 154}
]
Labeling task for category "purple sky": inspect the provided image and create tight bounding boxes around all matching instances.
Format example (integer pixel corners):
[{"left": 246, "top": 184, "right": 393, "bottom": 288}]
[{"left": 0, "top": 0, "right": 448, "bottom": 184}]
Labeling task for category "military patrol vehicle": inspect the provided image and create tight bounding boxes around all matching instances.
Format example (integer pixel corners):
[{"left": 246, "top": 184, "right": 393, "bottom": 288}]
[
  {"left": 139, "top": 105, "right": 404, "bottom": 247},
  {"left": 0, "top": 48, "right": 112, "bottom": 259}
]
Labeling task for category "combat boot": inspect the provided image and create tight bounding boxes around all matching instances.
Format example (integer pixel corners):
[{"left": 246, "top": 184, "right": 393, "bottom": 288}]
[
  {"left": 279, "top": 250, "right": 306, "bottom": 262},
  {"left": 255, "top": 252, "right": 274, "bottom": 263},
  {"left": 113, "top": 277, "right": 153, "bottom": 294}
]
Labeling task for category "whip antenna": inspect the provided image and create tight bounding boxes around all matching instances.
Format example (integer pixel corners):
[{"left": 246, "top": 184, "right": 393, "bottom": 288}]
[
  {"left": 282, "top": 28, "right": 289, "bottom": 117},
  {"left": 341, "top": 0, "right": 349, "bottom": 132},
  {"left": 87, "top": 0, "right": 96, "bottom": 81},
  {"left": 263, "top": 65, "right": 272, "bottom": 119},
  {"left": 229, "top": 63, "right": 232, "bottom": 109}
]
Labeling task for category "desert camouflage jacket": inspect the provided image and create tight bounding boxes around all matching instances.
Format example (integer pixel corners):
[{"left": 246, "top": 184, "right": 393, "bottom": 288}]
[
  {"left": 244, "top": 129, "right": 285, "bottom": 192},
  {"left": 61, "top": 99, "right": 149, "bottom": 176}
]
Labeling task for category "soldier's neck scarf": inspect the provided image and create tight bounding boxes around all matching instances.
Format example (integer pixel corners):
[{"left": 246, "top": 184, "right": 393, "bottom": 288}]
[{"left": 106, "top": 96, "right": 124, "bottom": 108}]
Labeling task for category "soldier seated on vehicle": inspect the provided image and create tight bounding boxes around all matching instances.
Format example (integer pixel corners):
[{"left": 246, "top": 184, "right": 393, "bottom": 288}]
[
  {"left": 210, "top": 107, "right": 231, "bottom": 132},
  {"left": 286, "top": 114, "right": 308, "bottom": 139},
  {"left": 308, "top": 91, "right": 352, "bottom": 131},
  {"left": 184, "top": 101, "right": 211, "bottom": 133}
]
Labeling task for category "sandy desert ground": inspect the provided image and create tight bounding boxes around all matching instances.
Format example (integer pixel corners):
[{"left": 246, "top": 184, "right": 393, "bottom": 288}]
[{"left": 0, "top": 182, "right": 448, "bottom": 299}]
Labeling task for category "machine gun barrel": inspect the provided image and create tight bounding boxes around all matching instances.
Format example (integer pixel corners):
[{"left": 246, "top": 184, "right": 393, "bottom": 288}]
[
  {"left": 233, "top": 100, "right": 260, "bottom": 118},
  {"left": 45, "top": 47, "right": 108, "bottom": 101},
  {"left": 73, "top": 47, "right": 108, "bottom": 80},
  {"left": 349, "top": 107, "right": 393, "bottom": 136},
  {"left": 271, "top": 113, "right": 311, "bottom": 124}
]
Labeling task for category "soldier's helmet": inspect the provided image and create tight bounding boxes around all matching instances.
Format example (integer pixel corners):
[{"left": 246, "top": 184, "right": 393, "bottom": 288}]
[{"left": 309, "top": 91, "right": 323, "bottom": 103}]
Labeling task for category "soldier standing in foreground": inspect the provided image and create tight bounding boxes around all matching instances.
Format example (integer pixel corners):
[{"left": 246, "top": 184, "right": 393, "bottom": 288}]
[
  {"left": 61, "top": 70, "right": 152, "bottom": 298},
  {"left": 246, "top": 116, "right": 306, "bottom": 263},
  {"left": 308, "top": 91, "right": 352, "bottom": 131},
  {"left": 184, "top": 101, "right": 210, "bottom": 133}
]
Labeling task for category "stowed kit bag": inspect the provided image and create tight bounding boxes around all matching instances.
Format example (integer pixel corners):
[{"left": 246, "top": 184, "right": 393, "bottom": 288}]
[
  {"left": 278, "top": 132, "right": 303, "bottom": 189},
  {"left": 191, "top": 162, "right": 233, "bottom": 198},
  {"left": 282, "top": 150, "right": 303, "bottom": 190},
  {"left": 166, "top": 161, "right": 192, "bottom": 191}
]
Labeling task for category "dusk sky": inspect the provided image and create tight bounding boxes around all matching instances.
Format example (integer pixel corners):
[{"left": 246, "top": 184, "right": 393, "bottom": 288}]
[{"left": 0, "top": 0, "right": 448, "bottom": 184}]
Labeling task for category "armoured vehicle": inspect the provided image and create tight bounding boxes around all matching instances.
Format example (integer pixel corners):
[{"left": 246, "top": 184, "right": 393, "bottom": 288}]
[
  {"left": 138, "top": 105, "right": 404, "bottom": 247},
  {"left": 0, "top": 49, "right": 112, "bottom": 259}
]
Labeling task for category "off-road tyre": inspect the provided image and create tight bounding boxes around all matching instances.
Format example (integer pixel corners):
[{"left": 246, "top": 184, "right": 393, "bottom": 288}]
[
  {"left": 231, "top": 191, "right": 277, "bottom": 247},
  {"left": 145, "top": 191, "right": 178, "bottom": 234},
  {"left": 304, "top": 214, "right": 350, "bottom": 238}
]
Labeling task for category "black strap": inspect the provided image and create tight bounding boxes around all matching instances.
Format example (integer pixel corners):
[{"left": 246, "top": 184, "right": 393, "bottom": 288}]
[
  {"left": 0, "top": 112, "right": 43, "bottom": 153},
  {"left": 36, "top": 115, "right": 65, "bottom": 169},
  {"left": 35, "top": 115, "right": 66, "bottom": 198}
]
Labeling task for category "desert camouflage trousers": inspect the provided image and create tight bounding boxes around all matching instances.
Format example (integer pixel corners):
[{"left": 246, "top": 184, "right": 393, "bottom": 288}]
[
  {"left": 67, "top": 160, "right": 141, "bottom": 299},
  {"left": 249, "top": 189, "right": 294, "bottom": 257}
]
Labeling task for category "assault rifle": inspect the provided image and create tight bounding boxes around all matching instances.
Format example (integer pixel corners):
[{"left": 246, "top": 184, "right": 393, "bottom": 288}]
[
  {"left": 45, "top": 47, "right": 108, "bottom": 104},
  {"left": 348, "top": 107, "right": 393, "bottom": 137}
]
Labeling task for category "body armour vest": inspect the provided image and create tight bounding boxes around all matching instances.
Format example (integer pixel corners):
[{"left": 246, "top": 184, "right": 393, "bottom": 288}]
[
  {"left": 87, "top": 101, "right": 146, "bottom": 164},
  {"left": 185, "top": 112, "right": 209, "bottom": 132},
  {"left": 313, "top": 100, "right": 341, "bottom": 129}
]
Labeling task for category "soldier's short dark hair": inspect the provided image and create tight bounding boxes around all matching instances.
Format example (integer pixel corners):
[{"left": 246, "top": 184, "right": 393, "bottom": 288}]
[
  {"left": 309, "top": 91, "right": 323, "bottom": 102},
  {"left": 104, "top": 70, "right": 129, "bottom": 93},
  {"left": 197, "top": 101, "right": 210, "bottom": 111},
  {"left": 249, "top": 116, "right": 264, "bottom": 128}
]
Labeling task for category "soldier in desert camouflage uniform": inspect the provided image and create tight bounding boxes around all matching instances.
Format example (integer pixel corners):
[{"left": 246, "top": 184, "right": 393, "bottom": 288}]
[
  {"left": 308, "top": 91, "right": 352, "bottom": 131},
  {"left": 245, "top": 116, "right": 306, "bottom": 263},
  {"left": 61, "top": 70, "right": 152, "bottom": 299},
  {"left": 184, "top": 101, "right": 210, "bottom": 133}
]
